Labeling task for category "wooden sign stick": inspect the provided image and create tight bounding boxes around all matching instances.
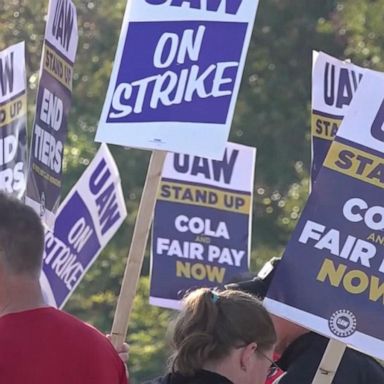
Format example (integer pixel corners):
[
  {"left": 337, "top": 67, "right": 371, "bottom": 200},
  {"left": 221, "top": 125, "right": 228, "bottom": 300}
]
[
  {"left": 311, "top": 339, "right": 346, "bottom": 384},
  {"left": 110, "top": 150, "right": 167, "bottom": 348}
]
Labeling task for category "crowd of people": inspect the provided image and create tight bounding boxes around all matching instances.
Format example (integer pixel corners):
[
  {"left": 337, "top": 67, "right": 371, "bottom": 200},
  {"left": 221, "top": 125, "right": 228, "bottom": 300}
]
[{"left": 1, "top": 192, "right": 384, "bottom": 384}]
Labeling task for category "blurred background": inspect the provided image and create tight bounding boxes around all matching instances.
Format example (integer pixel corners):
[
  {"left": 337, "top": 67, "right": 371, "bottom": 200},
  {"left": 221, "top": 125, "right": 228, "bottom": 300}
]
[{"left": 1, "top": 0, "right": 383, "bottom": 381}]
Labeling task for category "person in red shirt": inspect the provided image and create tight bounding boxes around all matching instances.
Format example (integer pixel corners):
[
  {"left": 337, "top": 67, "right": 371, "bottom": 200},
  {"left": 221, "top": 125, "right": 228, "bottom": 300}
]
[{"left": 0, "top": 192, "right": 128, "bottom": 384}]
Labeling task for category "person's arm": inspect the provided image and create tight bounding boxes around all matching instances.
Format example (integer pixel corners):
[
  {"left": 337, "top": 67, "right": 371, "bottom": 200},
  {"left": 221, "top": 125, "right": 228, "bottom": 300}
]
[
  {"left": 115, "top": 342, "right": 129, "bottom": 367},
  {"left": 116, "top": 342, "right": 130, "bottom": 380},
  {"left": 107, "top": 335, "right": 130, "bottom": 380}
]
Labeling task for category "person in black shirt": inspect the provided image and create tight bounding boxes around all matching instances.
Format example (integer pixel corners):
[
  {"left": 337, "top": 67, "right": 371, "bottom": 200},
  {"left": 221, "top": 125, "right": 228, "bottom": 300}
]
[
  {"left": 145, "top": 288, "right": 276, "bottom": 384},
  {"left": 226, "top": 258, "right": 384, "bottom": 384}
]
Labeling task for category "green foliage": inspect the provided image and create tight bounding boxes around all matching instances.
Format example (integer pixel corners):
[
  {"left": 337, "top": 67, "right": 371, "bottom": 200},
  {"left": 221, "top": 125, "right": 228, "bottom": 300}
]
[
  {"left": 128, "top": 277, "right": 174, "bottom": 383},
  {"left": 2, "top": 0, "right": 384, "bottom": 381},
  {"left": 231, "top": 0, "right": 337, "bottom": 254}
]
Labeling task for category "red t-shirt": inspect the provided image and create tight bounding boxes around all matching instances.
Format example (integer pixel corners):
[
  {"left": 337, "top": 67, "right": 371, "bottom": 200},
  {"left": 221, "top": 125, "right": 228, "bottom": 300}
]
[{"left": 0, "top": 307, "right": 128, "bottom": 384}]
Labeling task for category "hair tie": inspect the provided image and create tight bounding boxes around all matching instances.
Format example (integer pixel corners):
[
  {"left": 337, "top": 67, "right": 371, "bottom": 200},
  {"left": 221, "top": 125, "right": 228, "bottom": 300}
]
[{"left": 210, "top": 291, "right": 220, "bottom": 303}]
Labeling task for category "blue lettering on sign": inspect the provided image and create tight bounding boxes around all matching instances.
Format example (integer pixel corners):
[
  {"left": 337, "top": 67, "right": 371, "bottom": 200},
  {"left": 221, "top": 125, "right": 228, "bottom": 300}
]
[
  {"left": 89, "top": 158, "right": 110, "bottom": 194},
  {"left": 174, "top": 149, "right": 239, "bottom": 183},
  {"left": 0, "top": 51, "right": 14, "bottom": 97},
  {"left": 52, "top": 0, "right": 75, "bottom": 51},
  {"left": 110, "top": 24, "right": 239, "bottom": 120},
  {"left": 144, "top": 0, "right": 243, "bottom": 15},
  {"left": 107, "top": 20, "right": 246, "bottom": 124},
  {"left": 323, "top": 62, "right": 363, "bottom": 109},
  {"left": 89, "top": 158, "right": 121, "bottom": 235},
  {"left": 371, "top": 97, "right": 384, "bottom": 142},
  {"left": 95, "top": 184, "right": 121, "bottom": 235}
]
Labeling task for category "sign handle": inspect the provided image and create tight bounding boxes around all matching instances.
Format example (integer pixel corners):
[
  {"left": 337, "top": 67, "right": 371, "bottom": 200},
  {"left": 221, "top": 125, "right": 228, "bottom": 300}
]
[
  {"left": 311, "top": 339, "right": 346, "bottom": 384},
  {"left": 110, "top": 150, "right": 167, "bottom": 348}
]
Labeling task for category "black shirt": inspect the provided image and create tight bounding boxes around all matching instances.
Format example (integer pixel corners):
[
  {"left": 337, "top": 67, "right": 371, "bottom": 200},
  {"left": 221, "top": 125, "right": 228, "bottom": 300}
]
[
  {"left": 144, "top": 369, "right": 233, "bottom": 384},
  {"left": 276, "top": 332, "right": 384, "bottom": 384}
]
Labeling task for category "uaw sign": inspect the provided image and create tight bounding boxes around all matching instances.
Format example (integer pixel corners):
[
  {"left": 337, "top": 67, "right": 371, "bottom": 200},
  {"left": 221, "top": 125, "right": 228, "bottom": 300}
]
[
  {"left": 40, "top": 145, "right": 126, "bottom": 308},
  {"left": 150, "top": 142, "right": 255, "bottom": 309},
  {"left": 26, "top": 0, "right": 78, "bottom": 228},
  {"left": 310, "top": 51, "right": 383, "bottom": 184},
  {"left": 265, "top": 73, "right": 384, "bottom": 361},
  {"left": 96, "top": 0, "right": 260, "bottom": 159},
  {"left": 0, "top": 42, "right": 27, "bottom": 199}
]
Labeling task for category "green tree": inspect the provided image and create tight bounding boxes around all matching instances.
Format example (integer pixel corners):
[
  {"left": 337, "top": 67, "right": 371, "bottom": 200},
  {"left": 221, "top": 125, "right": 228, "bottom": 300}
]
[{"left": 2, "top": 0, "right": 384, "bottom": 381}]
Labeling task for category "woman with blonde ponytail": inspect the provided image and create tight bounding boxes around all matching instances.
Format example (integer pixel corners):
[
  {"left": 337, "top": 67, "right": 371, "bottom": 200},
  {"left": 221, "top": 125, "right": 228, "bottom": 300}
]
[{"left": 145, "top": 288, "right": 276, "bottom": 384}]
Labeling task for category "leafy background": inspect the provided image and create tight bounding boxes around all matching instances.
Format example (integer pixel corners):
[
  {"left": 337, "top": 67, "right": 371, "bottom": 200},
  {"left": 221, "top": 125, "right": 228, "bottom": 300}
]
[{"left": 1, "top": 0, "right": 383, "bottom": 381}]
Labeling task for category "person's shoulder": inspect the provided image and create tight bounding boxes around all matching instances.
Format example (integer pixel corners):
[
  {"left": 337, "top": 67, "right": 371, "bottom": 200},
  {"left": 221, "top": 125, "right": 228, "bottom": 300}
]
[
  {"left": 51, "top": 308, "right": 128, "bottom": 379},
  {"left": 341, "top": 348, "right": 384, "bottom": 379},
  {"left": 45, "top": 307, "right": 104, "bottom": 336},
  {"left": 143, "top": 374, "right": 171, "bottom": 384},
  {"left": 276, "top": 332, "right": 327, "bottom": 371},
  {"left": 142, "top": 372, "right": 201, "bottom": 384},
  {"left": 43, "top": 307, "right": 120, "bottom": 355}
]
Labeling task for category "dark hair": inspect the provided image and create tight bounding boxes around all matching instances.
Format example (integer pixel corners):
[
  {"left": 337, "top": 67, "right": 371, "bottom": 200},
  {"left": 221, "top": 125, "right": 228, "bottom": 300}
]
[
  {"left": 0, "top": 193, "right": 44, "bottom": 276},
  {"left": 170, "top": 288, "right": 276, "bottom": 375}
]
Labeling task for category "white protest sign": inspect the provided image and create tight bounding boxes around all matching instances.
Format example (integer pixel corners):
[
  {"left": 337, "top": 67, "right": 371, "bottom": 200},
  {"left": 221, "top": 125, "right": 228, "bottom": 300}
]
[
  {"left": 26, "top": 0, "right": 78, "bottom": 228},
  {"left": 0, "top": 42, "right": 28, "bottom": 199},
  {"left": 40, "top": 144, "right": 127, "bottom": 308},
  {"left": 310, "top": 51, "right": 383, "bottom": 183},
  {"left": 265, "top": 72, "right": 384, "bottom": 361},
  {"left": 96, "top": 0, "right": 260, "bottom": 159},
  {"left": 150, "top": 142, "right": 255, "bottom": 309}
]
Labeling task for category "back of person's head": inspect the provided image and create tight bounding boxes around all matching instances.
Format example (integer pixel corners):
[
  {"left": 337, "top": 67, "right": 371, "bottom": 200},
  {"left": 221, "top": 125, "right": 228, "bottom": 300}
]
[
  {"left": 0, "top": 193, "right": 44, "bottom": 277},
  {"left": 170, "top": 288, "right": 276, "bottom": 376}
]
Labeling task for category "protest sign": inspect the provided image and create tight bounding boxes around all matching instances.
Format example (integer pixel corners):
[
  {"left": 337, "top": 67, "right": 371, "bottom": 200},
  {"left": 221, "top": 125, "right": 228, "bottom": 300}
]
[
  {"left": 149, "top": 142, "right": 255, "bottom": 309},
  {"left": 311, "top": 52, "right": 366, "bottom": 184},
  {"left": 26, "top": 0, "right": 78, "bottom": 228},
  {"left": 95, "top": 0, "right": 259, "bottom": 159},
  {"left": 102, "top": 0, "right": 261, "bottom": 348},
  {"left": 0, "top": 42, "right": 27, "bottom": 199},
  {"left": 40, "top": 144, "right": 127, "bottom": 308},
  {"left": 265, "top": 73, "right": 384, "bottom": 360}
]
